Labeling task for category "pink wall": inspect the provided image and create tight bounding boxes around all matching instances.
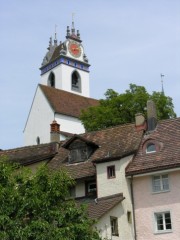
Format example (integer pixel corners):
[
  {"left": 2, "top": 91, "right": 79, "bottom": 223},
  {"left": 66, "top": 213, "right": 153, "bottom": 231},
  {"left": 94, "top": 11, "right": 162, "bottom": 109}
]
[{"left": 133, "top": 170, "right": 180, "bottom": 240}]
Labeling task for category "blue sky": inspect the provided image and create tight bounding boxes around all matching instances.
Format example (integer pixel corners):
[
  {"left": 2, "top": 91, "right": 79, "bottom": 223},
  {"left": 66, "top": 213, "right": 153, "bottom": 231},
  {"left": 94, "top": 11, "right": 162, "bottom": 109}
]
[{"left": 0, "top": 0, "right": 180, "bottom": 150}]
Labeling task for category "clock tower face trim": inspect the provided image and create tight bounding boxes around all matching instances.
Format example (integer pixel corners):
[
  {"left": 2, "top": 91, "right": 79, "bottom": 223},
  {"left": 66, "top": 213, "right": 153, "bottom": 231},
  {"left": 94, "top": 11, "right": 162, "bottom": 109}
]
[{"left": 68, "top": 41, "right": 81, "bottom": 58}]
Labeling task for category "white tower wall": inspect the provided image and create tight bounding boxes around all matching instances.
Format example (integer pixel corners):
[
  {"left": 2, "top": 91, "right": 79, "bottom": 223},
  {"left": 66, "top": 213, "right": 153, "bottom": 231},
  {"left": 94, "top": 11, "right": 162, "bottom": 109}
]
[{"left": 40, "top": 64, "right": 90, "bottom": 97}]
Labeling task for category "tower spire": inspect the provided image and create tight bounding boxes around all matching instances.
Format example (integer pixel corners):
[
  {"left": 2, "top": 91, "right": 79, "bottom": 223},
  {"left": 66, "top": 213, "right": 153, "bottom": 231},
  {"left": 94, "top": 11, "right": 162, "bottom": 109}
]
[
  {"left": 71, "top": 13, "right": 75, "bottom": 34},
  {"left": 54, "top": 24, "right": 58, "bottom": 46},
  {"left": 160, "top": 73, "right": 165, "bottom": 95}
]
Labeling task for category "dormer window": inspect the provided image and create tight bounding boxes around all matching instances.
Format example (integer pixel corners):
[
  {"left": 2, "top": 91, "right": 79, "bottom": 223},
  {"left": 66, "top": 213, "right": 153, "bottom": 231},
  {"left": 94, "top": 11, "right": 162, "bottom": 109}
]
[
  {"left": 62, "top": 135, "right": 99, "bottom": 164},
  {"left": 69, "top": 147, "right": 90, "bottom": 163},
  {"left": 143, "top": 139, "right": 162, "bottom": 154},
  {"left": 71, "top": 71, "right": 81, "bottom": 92},
  {"left": 146, "top": 143, "right": 156, "bottom": 153}
]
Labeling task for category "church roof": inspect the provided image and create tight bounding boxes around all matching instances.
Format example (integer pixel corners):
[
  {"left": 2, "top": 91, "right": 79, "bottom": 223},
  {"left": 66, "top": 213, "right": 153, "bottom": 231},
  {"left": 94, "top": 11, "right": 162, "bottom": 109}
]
[
  {"left": 126, "top": 118, "right": 180, "bottom": 176},
  {"left": 48, "top": 123, "right": 143, "bottom": 179},
  {"left": 39, "top": 84, "right": 99, "bottom": 118}
]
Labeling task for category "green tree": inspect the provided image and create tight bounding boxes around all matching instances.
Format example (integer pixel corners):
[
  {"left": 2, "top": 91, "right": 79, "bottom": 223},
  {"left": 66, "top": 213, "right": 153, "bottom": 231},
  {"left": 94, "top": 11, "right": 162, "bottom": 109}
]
[
  {"left": 80, "top": 84, "right": 176, "bottom": 131},
  {"left": 0, "top": 159, "right": 101, "bottom": 240}
]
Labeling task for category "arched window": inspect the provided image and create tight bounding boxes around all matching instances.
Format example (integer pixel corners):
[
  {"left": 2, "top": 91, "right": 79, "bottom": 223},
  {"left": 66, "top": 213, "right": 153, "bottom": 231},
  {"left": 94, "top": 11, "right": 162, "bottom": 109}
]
[
  {"left": 48, "top": 72, "right": 55, "bottom": 87},
  {"left": 36, "top": 136, "right": 40, "bottom": 145},
  {"left": 146, "top": 143, "right": 156, "bottom": 153},
  {"left": 71, "top": 71, "right": 81, "bottom": 92}
]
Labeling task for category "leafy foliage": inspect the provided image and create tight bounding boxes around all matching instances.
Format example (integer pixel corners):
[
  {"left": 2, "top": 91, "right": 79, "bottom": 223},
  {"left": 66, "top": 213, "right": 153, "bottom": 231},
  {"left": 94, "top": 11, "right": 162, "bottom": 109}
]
[
  {"left": 0, "top": 159, "right": 101, "bottom": 240},
  {"left": 80, "top": 84, "right": 176, "bottom": 131}
]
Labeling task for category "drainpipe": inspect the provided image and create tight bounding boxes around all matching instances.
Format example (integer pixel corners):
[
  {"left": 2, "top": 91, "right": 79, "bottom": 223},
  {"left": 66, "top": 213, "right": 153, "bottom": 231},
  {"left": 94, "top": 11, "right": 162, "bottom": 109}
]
[{"left": 130, "top": 176, "right": 137, "bottom": 240}]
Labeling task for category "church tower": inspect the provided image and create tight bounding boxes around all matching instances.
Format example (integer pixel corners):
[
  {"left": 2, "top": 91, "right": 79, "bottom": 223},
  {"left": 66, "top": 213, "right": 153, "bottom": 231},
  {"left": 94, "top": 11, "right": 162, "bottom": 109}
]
[
  {"left": 24, "top": 22, "right": 98, "bottom": 146},
  {"left": 40, "top": 21, "right": 90, "bottom": 97}
]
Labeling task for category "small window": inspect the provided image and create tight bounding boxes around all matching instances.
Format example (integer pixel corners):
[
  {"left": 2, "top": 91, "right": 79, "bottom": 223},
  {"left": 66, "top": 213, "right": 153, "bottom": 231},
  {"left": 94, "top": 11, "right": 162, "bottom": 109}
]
[
  {"left": 87, "top": 182, "right": 96, "bottom": 193},
  {"left": 127, "top": 211, "right": 132, "bottom": 223},
  {"left": 146, "top": 143, "right": 156, "bottom": 153},
  {"left": 36, "top": 136, "right": 40, "bottom": 145},
  {"left": 86, "top": 182, "right": 97, "bottom": 196},
  {"left": 71, "top": 71, "right": 81, "bottom": 92},
  {"left": 107, "top": 165, "right": 115, "bottom": 179},
  {"left": 152, "top": 174, "right": 169, "bottom": 192},
  {"left": 154, "top": 212, "right": 172, "bottom": 233},
  {"left": 110, "top": 216, "right": 119, "bottom": 236},
  {"left": 48, "top": 72, "right": 55, "bottom": 87}
]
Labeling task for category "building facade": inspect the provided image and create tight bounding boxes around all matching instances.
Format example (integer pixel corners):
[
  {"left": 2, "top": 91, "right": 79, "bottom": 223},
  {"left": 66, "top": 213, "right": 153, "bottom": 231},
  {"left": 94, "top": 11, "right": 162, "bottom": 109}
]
[
  {"left": 24, "top": 22, "right": 98, "bottom": 146},
  {"left": 126, "top": 117, "right": 180, "bottom": 240}
]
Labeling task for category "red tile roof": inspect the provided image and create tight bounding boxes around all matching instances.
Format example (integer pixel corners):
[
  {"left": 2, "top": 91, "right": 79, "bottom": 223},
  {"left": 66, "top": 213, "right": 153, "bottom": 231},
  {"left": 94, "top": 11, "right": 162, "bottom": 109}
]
[
  {"left": 76, "top": 193, "right": 125, "bottom": 219},
  {"left": 48, "top": 123, "right": 143, "bottom": 179},
  {"left": 0, "top": 143, "right": 58, "bottom": 166},
  {"left": 126, "top": 118, "right": 180, "bottom": 176},
  {"left": 39, "top": 84, "right": 99, "bottom": 118}
]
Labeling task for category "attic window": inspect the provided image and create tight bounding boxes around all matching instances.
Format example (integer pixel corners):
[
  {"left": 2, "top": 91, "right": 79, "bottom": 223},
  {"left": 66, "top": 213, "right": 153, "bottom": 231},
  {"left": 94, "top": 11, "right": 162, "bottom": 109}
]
[
  {"left": 146, "top": 143, "right": 156, "bottom": 153},
  {"left": 68, "top": 146, "right": 93, "bottom": 163}
]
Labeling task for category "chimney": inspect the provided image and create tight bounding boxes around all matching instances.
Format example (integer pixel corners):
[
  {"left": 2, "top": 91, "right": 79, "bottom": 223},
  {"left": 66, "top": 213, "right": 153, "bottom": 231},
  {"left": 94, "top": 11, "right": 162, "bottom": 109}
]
[
  {"left": 135, "top": 113, "right": 147, "bottom": 131},
  {"left": 147, "top": 100, "right": 157, "bottom": 131},
  {"left": 50, "top": 120, "right": 60, "bottom": 142}
]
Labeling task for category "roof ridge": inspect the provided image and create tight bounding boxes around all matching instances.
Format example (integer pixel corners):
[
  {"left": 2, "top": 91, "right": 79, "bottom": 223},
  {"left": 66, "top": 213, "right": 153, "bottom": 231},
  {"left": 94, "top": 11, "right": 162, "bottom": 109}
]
[{"left": 0, "top": 142, "right": 56, "bottom": 153}]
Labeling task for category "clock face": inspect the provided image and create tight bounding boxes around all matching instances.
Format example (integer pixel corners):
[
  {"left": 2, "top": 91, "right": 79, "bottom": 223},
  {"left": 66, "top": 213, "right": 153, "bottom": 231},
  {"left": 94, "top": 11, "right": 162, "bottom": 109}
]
[{"left": 68, "top": 42, "right": 81, "bottom": 58}]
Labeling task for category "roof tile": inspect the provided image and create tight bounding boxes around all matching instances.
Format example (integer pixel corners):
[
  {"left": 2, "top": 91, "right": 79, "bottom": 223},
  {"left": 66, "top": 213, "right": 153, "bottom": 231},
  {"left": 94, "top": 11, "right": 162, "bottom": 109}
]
[
  {"left": 126, "top": 118, "right": 180, "bottom": 176},
  {"left": 39, "top": 84, "right": 99, "bottom": 118}
]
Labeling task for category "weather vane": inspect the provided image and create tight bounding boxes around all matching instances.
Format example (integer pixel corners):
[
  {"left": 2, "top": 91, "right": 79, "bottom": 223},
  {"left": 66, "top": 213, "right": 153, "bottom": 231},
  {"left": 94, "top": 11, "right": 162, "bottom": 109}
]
[
  {"left": 54, "top": 24, "right": 57, "bottom": 40},
  {"left": 160, "top": 73, "right": 165, "bottom": 94}
]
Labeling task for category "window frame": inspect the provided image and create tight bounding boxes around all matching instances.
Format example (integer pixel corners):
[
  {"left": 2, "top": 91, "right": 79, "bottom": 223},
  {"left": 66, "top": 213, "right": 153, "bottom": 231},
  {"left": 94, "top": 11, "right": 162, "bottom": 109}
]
[
  {"left": 71, "top": 70, "right": 81, "bottom": 93},
  {"left": 152, "top": 174, "right": 170, "bottom": 193},
  {"left": 85, "top": 181, "right": 97, "bottom": 196},
  {"left": 107, "top": 165, "right": 116, "bottom": 179},
  {"left": 146, "top": 143, "right": 156, "bottom": 153},
  {"left": 48, "top": 72, "right": 55, "bottom": 87},
  {"left": 110, "top": 216, "right": 119, "bottom": 236},
  {"left": 154, "top": 211, "right": 172, "bottom": 234}
]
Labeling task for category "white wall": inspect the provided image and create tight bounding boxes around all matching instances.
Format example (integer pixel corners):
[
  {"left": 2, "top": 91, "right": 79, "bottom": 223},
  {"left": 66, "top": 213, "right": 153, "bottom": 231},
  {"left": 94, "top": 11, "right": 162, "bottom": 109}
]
[
  {"left": 95, "top": 201, "right": 133, "bottom": 240},
  {"left": 24, "top": 86, "right": 86, "bottom": 146},
  {"left": 40, "top": 63, "right": 90, "bottom": 97},
  {"left": 96, "top": 156, "right": 134, "bottom": 240},
  {"left": 24, "top": 86, "right": 54, "bottom": 146},
  {"left": 75, "top": 181, "right": 85, "bottom": 198},
  {"left": 55, "top": 114, "right": 85, "bottom": 137}
]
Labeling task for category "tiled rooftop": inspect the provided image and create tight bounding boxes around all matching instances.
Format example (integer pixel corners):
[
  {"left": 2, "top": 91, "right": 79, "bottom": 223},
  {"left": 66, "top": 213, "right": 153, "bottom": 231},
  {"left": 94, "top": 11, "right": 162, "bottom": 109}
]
[
  {"left": 0, "top": 142, "right": 58, "bottom": 166},
  {"left": 126, "top": 118, "right": 180, "bottom": 176},
  {"left": 76, "top": 193, "right": 124, "bottom": 219},
  {"left": 48, "top": 123, "right": 143, "bottom": 179},
  {"left": 40, "top": 84, "right": 99, "bottom": 118}
]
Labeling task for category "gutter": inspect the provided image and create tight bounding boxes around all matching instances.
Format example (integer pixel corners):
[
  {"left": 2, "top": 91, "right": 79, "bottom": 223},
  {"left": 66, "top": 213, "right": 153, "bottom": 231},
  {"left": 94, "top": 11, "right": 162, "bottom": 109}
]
[{"left": 130, "top": 176, "right": 137, "bottom": 240}]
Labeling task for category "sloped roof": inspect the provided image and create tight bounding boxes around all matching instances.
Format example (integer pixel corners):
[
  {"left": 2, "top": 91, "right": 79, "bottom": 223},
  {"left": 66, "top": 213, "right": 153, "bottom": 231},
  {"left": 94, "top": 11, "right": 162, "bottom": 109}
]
[
  {"left": 76, "top": 193, "right": 124, "bottom": 219},
  {"left": 126, "top": 118, "right": 180, "bottom": 176},
  {"left": 48, "top": 123, "right": 143, "bottom": 179},
  {"left": 39, "top": 84, "right": 99, "bottom": 118},
  {"left": 0, "top": 143, "right": 58, "bottom": 166}
]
